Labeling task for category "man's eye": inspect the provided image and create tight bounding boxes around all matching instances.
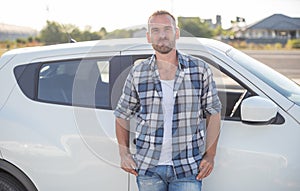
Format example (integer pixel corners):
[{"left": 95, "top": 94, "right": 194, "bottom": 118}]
[
  {"left": 165, "top": 27, "right": 173, "bottom": 32},
  {"left": 152, "top": 29, "right": 159, "bottom": 33}
]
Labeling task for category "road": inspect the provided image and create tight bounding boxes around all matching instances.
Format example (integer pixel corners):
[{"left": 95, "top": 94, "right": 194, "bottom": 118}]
[{"left": 242, "top": 50, "right": 300, "bottom": 84}]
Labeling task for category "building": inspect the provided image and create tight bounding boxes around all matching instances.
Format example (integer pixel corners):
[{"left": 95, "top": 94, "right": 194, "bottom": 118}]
[
  {"left": 204, "top": 15, "right": 222, "bottom": 29},
  {"left": 237, "top": 14, "right": 300, "bottom": 44},
  {"left": 178, "top": 15, "right": 222, "bottom": 30}
]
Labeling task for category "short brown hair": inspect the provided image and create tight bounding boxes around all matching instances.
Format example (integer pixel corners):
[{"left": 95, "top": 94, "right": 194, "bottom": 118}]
[{"left": 148, "top": 10, "right": 176, "bottom": 28}]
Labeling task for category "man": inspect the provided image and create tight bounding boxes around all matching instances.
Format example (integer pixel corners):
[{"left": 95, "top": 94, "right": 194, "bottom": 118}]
[{"left": 114, "top": 10, "right": 221, "bottom": 191}]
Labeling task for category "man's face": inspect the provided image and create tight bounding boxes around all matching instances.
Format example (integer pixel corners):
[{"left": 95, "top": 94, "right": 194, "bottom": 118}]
[{"left": 147, "top": 15, "right": 179, "bottom": 54}]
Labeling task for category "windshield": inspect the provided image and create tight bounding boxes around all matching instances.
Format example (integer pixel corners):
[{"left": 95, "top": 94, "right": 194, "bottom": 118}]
[{"left": 227, "top": 48, "right": 300, "bottom": 106}]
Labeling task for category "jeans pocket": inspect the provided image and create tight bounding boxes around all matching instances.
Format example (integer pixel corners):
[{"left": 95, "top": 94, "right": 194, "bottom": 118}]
[{"left": 137, "top": 175, "right": 166, "bottom": 191}]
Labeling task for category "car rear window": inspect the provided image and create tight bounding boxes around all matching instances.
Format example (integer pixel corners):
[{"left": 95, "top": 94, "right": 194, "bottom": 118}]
[{"left": 14, "top": 58, "right": 111, "bottom": 109}]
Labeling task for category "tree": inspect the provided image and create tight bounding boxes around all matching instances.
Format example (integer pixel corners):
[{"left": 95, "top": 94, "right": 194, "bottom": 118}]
[
  {"left": 212, "top": 25, "right": 227, "bottom": 38},
  {"left": 99, "top": 27, "right": 107, "bottom": 38},
  {"left": 103, "top": 29, "right": 132, "bottom": 39},
  {"left": 178, "top": 17, "right": 213, "bottom": 38},
  {"left": 39, "top": 21, "right": 68, "bottom": 45},
  {"left": 39, "top": 21, "right": 103, "bottom": 44}
]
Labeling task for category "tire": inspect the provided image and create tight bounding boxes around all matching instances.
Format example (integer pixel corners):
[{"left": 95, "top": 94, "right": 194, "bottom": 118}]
[{"left": 0, "top": 171, "right": 26, "bottom": 191}]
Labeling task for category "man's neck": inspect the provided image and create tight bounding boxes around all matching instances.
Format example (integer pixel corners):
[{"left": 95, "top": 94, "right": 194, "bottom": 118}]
[
  {"left": 156, "top": 49, "right": 178, "bottom": 80},
  {"left": 155, "top": 49, "right": 178, "bottom": 68}
]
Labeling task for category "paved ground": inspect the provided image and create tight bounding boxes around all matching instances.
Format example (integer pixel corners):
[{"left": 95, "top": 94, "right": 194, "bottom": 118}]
[{"left": 242, "top": 50, "right": 300, "bottom": 84}]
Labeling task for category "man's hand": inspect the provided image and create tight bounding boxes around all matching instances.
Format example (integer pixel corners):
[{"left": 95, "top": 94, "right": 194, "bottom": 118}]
[
  {"left": 115, "top": 118, "right": 138, "bottom": 176},
  {"left": 196, "top": 154, "right": 215, "bottom": 180},
  {"left": 120, "top": 153, "right": 138, "bottom": 176},
  {"left": 196, "top": 113, "right": 221, "bottom": 180}
]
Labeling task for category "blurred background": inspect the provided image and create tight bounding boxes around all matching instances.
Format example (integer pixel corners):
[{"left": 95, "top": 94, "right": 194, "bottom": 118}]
[{"left": 1, "top": 0, "right": 300, "bottom": 83}]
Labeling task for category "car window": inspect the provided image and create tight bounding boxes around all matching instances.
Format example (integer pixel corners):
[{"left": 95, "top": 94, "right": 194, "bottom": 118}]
[
  {"left": 209, "top": 64, "right": 252, "bottom": 120},
  {"left": 38, "top": 58, "right": 110, "bottom": 109},
  {"left": 15, "top": 53, "right": 253, "bottom": 119},
  {"left": 227, "top": 48, "right": 300, "bottom": 106}
]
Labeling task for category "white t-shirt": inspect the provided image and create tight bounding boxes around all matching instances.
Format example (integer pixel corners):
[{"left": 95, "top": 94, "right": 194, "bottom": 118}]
[{"left": 158, "top": 79, "right": 175, "bottom": 165}]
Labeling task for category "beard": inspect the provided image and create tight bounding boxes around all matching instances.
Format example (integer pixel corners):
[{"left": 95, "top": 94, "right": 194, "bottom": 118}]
[{"left": 152, "top": 37, "right": 176, "bottom": 54}]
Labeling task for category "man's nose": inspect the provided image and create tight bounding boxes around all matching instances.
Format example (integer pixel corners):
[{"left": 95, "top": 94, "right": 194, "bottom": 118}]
[{"left": 159, "top": 30, "right": 166, "bottom": 38}]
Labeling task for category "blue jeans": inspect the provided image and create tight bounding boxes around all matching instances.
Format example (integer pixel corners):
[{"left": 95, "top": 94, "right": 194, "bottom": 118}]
[{"left": 136, "top": 165, "right": 202, "bottom": 191}]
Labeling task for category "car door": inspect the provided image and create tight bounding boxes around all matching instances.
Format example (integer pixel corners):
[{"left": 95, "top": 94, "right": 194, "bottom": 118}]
[
  {"left": 3, "top": 52, "right": 129, "bottom": 191},
  {"left": 108, "top": 52, "right": 151, "bottom": 191},
  {"left": 198, "top": 53, "right": 300, "bottom": 191},
  {"left": 125, "top": 49, "right": 300, "bottom": 191}
]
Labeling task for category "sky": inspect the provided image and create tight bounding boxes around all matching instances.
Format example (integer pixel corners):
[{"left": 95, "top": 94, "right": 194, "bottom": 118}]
[{"left": 1, "top": 0, "right": 300, "bottom": 32}]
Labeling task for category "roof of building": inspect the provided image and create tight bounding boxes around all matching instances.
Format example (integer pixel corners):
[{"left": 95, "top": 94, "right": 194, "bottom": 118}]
[{"left": 247, "top": 14, "right": 300, "bottom": 30}]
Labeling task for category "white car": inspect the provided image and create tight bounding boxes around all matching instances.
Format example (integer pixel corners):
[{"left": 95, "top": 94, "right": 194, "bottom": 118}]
[{"left": 0, "top": 37, "right": 299, "bottom": 191}]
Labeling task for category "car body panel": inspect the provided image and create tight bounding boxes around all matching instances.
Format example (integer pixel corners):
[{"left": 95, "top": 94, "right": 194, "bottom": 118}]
[
  {"left": 0, "top": 79, "right": 127, "bottom": 190},
  {"left": 0, "top": 59, "right": 17, "bottom": 109},
  {"left": 0, "top": 37, "right": 299, "bottom": 191},
  {"left": 204, "top": 108, "right": 300, "bottom": 191},
  {"left": 287, "top": 104, "right": 300, "bottom": 123}
]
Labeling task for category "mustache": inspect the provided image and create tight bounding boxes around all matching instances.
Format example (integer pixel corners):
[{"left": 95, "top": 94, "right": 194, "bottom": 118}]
[
  {"left": 158, "top": 37, "right": 168, "bottom": 41},
  {"left": 152, "top": 37, "right": 170, "bottom": 46}
]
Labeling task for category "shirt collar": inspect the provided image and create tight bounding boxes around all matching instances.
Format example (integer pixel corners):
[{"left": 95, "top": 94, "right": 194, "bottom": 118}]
[{"left": 149, "top": 50, "right": 189, "bottom": 71}]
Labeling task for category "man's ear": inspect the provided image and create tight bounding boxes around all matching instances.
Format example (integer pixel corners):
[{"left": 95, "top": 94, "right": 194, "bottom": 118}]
[
  {"left": 175, "top": 27, "right": 180, "bottom": 39},
  {"left": 146, "top": 32, "right": 151, "bottom": 43}
]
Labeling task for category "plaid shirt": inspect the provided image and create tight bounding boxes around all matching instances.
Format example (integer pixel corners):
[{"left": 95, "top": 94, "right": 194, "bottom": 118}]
[{"left": 114, "top": 51, "right": 221, "bottom": 178}]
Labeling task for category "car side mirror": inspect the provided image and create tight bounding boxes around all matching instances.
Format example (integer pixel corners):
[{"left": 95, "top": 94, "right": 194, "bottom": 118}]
[{"left": 241, "top": 96, "right": 279, "bottom": 124}]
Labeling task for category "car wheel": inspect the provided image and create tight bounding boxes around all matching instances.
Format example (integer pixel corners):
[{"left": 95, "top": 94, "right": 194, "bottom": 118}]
[{"left": 0, "top": 171, "right": 27, "bottom": 191}]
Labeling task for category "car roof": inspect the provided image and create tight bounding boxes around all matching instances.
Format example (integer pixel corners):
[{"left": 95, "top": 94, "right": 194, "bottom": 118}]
[{"left": 1, "top": 37, "right": 232, "bottom": 66}]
